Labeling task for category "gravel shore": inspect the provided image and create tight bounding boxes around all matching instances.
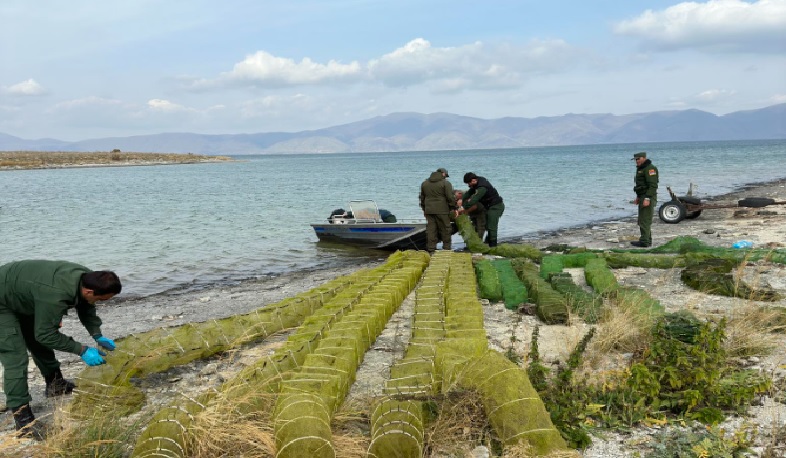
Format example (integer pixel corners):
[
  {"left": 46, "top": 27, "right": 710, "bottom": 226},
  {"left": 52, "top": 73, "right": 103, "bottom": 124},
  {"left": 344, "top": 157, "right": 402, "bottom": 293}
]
[{"left": 2, "top": 179, "right": 785, "bottom": 456}]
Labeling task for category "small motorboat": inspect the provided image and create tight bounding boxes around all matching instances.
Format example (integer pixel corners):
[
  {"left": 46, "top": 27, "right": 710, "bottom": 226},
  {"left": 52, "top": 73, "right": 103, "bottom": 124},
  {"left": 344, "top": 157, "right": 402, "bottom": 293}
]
[{"left": 311, "top": 200, "right": 428, "bottom": 250}]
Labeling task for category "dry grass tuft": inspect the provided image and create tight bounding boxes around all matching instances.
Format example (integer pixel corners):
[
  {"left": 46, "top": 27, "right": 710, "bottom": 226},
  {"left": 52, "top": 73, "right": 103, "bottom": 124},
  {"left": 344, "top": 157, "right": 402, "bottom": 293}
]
[
  {"left": 583, "top": 301, "right": 653, "bottom": 367},
  {"left": 190, "top": 389, "right": 277, "bottom": 458},
  {"left": 191, "top": 409, "right": 275, "bottom": 458},
  {"left": 332, "top": 403, "right": 372, "bottom": 458},
  {"left": 34, "top": 399, "right": 148, "bottom": 458},
  {"left": 424, "top": 389, "right": 493, "bottom": 457},
  {"left": 723, "top": 303, "right": 784, "bottom": 357},
  {"left": 332, "top": 434, "right": 370, "bottom": 458}
]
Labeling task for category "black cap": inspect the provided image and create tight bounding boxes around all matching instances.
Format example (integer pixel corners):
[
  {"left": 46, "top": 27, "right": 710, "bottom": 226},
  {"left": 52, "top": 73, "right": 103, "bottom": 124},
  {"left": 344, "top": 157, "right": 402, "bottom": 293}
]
[{"left": 436, "top": 167, "right": 449, "bottom": 177}]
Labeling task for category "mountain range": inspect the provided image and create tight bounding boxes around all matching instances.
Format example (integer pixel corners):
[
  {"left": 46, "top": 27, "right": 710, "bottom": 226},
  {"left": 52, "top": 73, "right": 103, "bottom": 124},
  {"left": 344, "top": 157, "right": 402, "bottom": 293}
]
[{"left": 1, "top": 104, "right": 784, "bottom": 155}]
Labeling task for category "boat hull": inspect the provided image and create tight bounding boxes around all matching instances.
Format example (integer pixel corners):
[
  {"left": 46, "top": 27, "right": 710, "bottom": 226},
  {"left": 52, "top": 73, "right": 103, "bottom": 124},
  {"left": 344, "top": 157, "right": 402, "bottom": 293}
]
[{"left": 311, "top": 222, "right": 428, "bottom": 250}]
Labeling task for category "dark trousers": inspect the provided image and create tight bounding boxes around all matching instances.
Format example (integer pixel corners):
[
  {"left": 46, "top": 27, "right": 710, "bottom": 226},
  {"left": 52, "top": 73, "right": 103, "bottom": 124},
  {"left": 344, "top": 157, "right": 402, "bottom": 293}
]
[
  {"left": 485, "top": 202, "right": 505, "bottom": 247},
  {"left": 637, "top": 199, "right": 656, "bottom": 245},
  {"left": 425, "top": 213, "right": 453, "bottom": 251},
  {"left": 0, "top": 309, "right": 60, "bottom": 409}
]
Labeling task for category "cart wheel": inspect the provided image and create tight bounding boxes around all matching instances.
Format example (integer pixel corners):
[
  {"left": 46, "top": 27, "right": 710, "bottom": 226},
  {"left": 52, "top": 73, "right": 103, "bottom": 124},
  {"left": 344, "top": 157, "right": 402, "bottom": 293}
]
[
  {"left": 685, "top": 209, "right": 702, "bottom": 219},
  {"left": 659, "top": 200, "right": 686, "bottom": 224}
]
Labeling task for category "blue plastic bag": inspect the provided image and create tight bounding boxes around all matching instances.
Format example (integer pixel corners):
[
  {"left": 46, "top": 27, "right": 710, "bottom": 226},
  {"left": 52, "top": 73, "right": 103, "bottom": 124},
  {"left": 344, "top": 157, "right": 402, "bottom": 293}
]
[{"left": 732, "top": 240, "right": 753, "bottom": 249}]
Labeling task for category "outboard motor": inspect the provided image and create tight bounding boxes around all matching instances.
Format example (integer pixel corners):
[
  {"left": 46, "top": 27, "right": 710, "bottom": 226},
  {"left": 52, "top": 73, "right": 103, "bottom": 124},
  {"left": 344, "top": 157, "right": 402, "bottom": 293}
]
[{"left": 329, "top": 208, "right": 350, "bottom": 224}]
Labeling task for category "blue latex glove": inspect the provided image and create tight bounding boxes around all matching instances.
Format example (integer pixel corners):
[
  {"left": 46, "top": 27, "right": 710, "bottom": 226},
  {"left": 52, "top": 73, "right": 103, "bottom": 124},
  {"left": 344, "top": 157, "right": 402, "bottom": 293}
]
[
  {"left": 81, "top": 347, "right": 107, "bottom": 366},
  {"left": 93, "top": 334, "right": 116, "bottom": 351}
]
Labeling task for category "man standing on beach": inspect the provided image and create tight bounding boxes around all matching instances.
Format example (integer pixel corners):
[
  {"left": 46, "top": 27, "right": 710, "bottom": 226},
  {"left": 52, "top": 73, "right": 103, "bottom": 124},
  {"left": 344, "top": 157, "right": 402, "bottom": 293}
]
[
  {"left": 420, "top": 167, "right": 457, "bottom": 253},
  {"left": 632, "top": 152, "right": 659, "bottom": 247},
  {"left": 0, "top": 260, "right": 122, "bottom": 439},
  {"left": 461, "top": 172, "right": 505, "bottom": 247}
]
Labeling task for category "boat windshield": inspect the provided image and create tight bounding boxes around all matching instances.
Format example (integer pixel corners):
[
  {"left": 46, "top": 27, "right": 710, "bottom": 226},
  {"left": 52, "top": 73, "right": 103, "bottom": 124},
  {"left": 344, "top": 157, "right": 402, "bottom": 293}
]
[{"left": 349, "top": 200, "right": 382, "bottom": 222}]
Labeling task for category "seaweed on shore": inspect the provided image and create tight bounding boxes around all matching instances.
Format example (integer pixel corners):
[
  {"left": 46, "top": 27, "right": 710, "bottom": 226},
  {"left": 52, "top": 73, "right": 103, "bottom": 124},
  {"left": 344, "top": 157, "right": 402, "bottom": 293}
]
[{"left": 680, "top": 255, "right": 782, "bottom": 301}]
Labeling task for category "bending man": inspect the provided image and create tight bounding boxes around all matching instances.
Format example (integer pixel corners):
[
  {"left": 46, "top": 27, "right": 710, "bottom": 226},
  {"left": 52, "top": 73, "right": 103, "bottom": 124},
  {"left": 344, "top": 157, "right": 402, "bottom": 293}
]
[
  {"left": 0, "top": 260, "right": 121, "bottom": 438},
  {"left": 461, "top": 172, "right": 505, "bottom": 247}
]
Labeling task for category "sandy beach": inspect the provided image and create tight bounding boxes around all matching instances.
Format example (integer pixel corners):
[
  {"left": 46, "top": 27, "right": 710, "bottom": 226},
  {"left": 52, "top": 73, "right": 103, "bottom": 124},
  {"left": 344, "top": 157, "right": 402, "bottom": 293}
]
[{"left": 2, "top": 179, "right": 785, "bottom": 456}]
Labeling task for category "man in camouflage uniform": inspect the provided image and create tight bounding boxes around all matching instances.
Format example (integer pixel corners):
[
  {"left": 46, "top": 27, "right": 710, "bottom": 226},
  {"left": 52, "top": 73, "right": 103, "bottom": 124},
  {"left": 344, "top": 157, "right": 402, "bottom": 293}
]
[
  {"left": 632, "top": 151, "right": 659, "bottom": 247},
  {"left": 420, "top": 167, "right": 457, "bottom": 252},
  {"left": 0, "top": 260, "right": 122, "bottom": 438}
]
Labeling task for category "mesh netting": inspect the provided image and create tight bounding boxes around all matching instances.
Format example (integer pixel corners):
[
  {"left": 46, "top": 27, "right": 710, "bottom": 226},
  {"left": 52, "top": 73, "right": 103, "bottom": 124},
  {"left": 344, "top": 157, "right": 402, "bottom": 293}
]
[
  {"left": 604, "top": 252, "right": 686, "bottom": 269},
  {"left": 539, "top": 255, "right": 565, "bottom": 280},
  {"left": 647, "top": 236, "right": 786, "bottom": 265},
  {"left": 548, "top": 272, "right": 605, "bottom": 323},
  {"left": 489, "top": 243, "right": 543, "bottom": 262},
  {"left": 510, "top": 259, "right": 568, "bottom": 324},
  {"left": 437, "top": 347, "right": 568, "bottom": 455},
  {"left": 368, "top": 399, "right": 424, "bottom": 458},
  {"left": 455, "top": 214, "right": 491, "bottom": 253},
  {"left": 491, "top": 259, "right": 528, "bottom": 310},
  {"left": 131, "top": 251, "right": 424, "bottom": 458},
  {"left": 583, "top": 258, "right": 619, "bottom": 296},
  {"left": 272, "top": 251, "right": 430, "bottom": 457},
  {"left": 474, "top": 258, "right": 503, "bottom": 302}
]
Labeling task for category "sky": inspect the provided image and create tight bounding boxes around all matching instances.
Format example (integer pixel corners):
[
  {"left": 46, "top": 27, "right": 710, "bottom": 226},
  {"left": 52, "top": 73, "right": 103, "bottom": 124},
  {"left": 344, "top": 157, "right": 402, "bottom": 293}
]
[{"left": 1, "top": 0, "right": 785, "bottom": 141}]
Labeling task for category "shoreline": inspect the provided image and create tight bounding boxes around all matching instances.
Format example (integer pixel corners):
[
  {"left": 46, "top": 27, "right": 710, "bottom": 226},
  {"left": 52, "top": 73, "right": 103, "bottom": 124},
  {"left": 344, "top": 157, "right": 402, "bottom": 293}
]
[
  {"left": 3, "top": 175, "right": 785, "bottom": 455},
  {"left": 103, "top": 175, "right": 786, "bottom": 303},
  {"left": 0, "top": 151, "right": 234, "bottom": 171},
  {"left": 511, "top": 176, "right": 786, "bottom": 248},
  {"left": 0, "top": 158, "right": 233, "bottom": 171}
]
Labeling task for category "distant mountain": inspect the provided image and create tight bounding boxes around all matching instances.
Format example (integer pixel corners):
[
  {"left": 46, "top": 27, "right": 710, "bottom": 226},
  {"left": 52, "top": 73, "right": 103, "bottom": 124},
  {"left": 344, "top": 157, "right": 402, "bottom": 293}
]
[{"left": 2, "top": 104, "right": 784, "bottom": 155}]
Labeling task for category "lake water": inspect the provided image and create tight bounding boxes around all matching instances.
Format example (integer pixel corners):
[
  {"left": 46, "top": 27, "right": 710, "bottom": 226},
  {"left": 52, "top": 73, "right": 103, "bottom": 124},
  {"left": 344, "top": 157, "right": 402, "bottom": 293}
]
[{"left": 1, "top": 139, "right": 784, "bottom": 297}]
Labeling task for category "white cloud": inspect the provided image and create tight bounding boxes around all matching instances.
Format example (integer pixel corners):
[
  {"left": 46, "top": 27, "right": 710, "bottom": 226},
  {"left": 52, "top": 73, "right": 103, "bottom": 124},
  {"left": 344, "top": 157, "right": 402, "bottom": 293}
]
[
  {"left": 368, "top": 38, "right": 579, "bottom": 90},
  {"left": 666, "top": 88, "right": 738, "bottom": 110},
  {"left": 4, "top": 78, "right": 47, "bottom": 96},
  {"left": 147, "top": 98, "right": 193, "bottom": 113},
  {"left": 190, "top": 51, "right": 364, "bottom": 90},
  {"left": 51, "top": 96, "right": 122, "bottom": 111},
  {"left": 187, "top": 38, "right": 581, "bottom": 94},
  {"left": 614, "top": 0, "right": 786, "bottom": 53},
  {"left": 694, "top": 88, "right": 737, "bottom": 102}
]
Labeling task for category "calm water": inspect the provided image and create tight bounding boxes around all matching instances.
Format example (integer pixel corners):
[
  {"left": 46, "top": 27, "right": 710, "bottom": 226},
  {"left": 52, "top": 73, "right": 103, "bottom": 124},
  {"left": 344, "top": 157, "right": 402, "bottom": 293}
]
[{"left": 1, "top": 140, "right": 784, "bottom": 297}]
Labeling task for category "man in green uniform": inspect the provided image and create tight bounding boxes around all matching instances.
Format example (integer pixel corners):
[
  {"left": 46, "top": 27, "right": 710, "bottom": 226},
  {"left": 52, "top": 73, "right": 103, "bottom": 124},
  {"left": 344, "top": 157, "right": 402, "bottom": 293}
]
[
  {"left": 420, "top": 167, "right": 457, "bottom": 252},
  {"left": 0, "top": 260, "right": 122, "bottom": 438},
  {"left": 632, "top": 152, "right": 659, "bottom": 247},
  {"left": 460, "top": 172, "right": 505, "bottom": 247}
]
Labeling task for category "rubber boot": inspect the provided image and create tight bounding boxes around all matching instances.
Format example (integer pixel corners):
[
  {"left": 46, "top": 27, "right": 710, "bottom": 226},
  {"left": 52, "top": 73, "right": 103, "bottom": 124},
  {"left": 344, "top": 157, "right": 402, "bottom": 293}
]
[
  {"left": 45, "top": 369, "right": 76, "bottom": 397},
  {"left": 12, "top": 404, "right": 46, "bottom": 440}
]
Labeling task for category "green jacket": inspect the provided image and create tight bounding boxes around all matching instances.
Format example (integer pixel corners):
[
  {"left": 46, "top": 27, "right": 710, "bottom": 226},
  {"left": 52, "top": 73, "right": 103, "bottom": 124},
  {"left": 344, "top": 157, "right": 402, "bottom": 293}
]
[
  {"left": 463, "top": 176, "right": 503, "bottom": 209},
  {"left": 634, "top": 159, "right": 659, "bottom": 199},
  {"left": 0, "top": 260, "right": 103, "bottom": 355},
  {"left": 419, "top": 171, "right": 456, "bottom": 214}
]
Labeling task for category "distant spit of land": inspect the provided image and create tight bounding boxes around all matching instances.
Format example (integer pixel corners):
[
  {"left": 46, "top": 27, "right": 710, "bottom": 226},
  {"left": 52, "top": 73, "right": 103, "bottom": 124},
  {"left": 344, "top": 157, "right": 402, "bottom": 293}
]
[{"left": 0, "top": 150, "right": 234, "bottom": 170}]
